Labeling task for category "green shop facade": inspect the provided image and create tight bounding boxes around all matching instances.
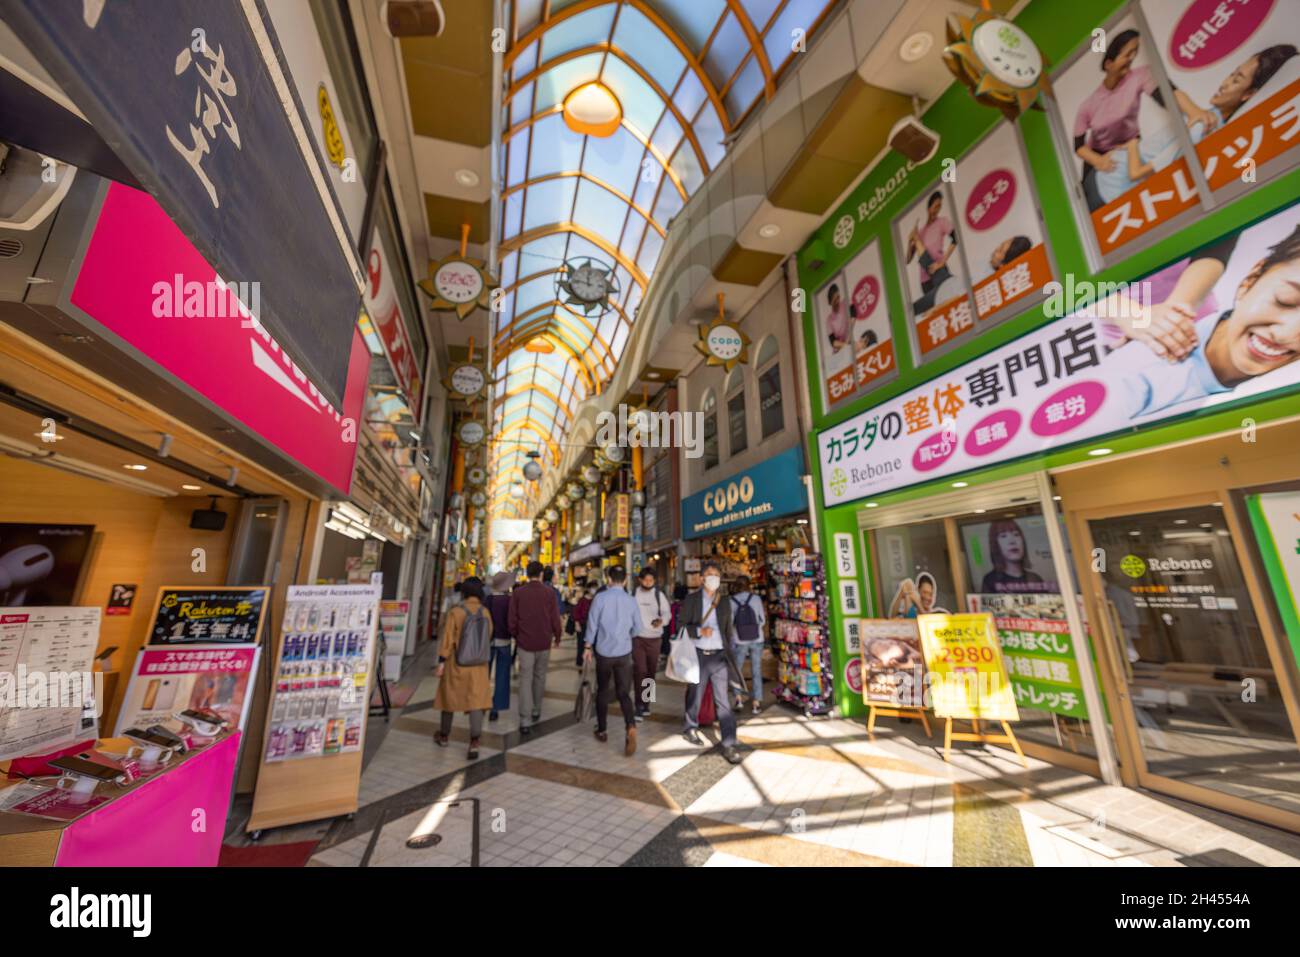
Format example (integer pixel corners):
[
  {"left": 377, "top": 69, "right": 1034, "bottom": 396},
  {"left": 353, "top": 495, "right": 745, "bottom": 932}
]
[{"left": 798, "top": 0, "right": 1300, "bottom": 832}]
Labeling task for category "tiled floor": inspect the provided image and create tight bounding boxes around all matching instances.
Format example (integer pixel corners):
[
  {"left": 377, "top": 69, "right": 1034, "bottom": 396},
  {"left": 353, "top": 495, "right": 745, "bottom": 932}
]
[{"left": 232, "top": 637, "right": 1300, "bottom": 867}]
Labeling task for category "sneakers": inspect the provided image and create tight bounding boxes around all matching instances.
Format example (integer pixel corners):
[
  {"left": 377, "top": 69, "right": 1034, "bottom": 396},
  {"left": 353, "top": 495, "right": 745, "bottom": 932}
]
[
  {"left": 489, "top": 710, "right": 499, "bottom": 722},
  {"left": 683, "top": 728, "right": 704, "bottom": 746},
  {"left": 520, "top": 725, "right": 533, "bottom": 737},
  {"left": 633, "top": 711, "right": 647, "bottom": 723},
  {"left": 722, "top": 746, "right": 742, "bottom": 765},
  {"left": 624, "top": 726, "right": 637, "bottom": 756},
  {"left": 751, "top": 701, "right": 761, "bottom": 716},
  {"left": 594, "top": 729, "right": 608, "bottom": 743},
  {"left": 433, "top": 732, "right": 449, "bottom": 747},
  {"left": 531, "top": 711, "right": 541, "bottom": 723},
  {"left": 467, "top": 739, "right": 480, "bottom": 760}
]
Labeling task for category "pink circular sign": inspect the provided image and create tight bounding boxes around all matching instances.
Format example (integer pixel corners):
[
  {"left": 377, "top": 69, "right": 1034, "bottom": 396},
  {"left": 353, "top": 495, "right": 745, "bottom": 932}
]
[
  {"left": 1030, "top": 381, "right": 1106, "bottom": 437},
  {"left": 963, "top": 409, "right": 1022, "bottom": 457},
  {"left": 1170, "top": 0, "right": 1273, "bottom": 71},
  {"left": 912, "top": 428, "right": 959, "bottom": 472},
  {"left": 965, "top": 169, "right": 1016, "bottom": 231},
  {"left": 844, "top": 657, "right": 863, "bottom": 695},
  {"left": 852, "top": 274, "right": 881, "bottom": 321}
]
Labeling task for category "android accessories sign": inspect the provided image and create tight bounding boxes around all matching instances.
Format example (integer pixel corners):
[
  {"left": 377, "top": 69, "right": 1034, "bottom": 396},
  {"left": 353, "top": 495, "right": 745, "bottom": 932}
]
[{"left": 819, "top": 202, "right": 1300, "bottom": 506}]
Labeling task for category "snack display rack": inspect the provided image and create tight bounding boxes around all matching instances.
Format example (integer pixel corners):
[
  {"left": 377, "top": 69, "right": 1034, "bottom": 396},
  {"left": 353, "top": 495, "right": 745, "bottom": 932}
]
[{"left": 768, "top": 552, "right": 833, "bottom": 715}]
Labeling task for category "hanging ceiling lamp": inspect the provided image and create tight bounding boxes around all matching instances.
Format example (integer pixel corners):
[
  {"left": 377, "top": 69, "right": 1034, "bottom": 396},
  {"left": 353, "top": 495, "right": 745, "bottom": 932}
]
[
  {"left": 562, "top": 82, "right": 622, "bottom": 138},
  {"left": 509, "top": 482, "right": 526, "bottom": 500},
  {"left": 523, "top": 450, "right": 542, "bottom": 482}
]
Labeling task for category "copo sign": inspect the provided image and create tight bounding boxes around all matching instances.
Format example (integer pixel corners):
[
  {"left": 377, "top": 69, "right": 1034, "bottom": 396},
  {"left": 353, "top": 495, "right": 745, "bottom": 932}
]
[{"left": 703, "top": 476, "right": 755, "bottom": 516}]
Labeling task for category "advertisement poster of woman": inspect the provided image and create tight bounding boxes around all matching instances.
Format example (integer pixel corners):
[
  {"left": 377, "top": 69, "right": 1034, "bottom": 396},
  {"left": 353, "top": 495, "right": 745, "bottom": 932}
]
[{"left": 1140, "top": 0, "right": 1300, "bottom": 195}]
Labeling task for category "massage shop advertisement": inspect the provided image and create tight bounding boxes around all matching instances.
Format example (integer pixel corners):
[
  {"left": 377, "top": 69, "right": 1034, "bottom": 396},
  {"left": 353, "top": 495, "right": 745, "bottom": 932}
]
[
  {"left": 819, "top": 201, "right": 1300, "bottom": 507},
  {"left": 893, "top": 123, "right": 1055, "bottom": 358},
  {"left": 916, "top": 612, "right": 1019, "bottom": 721},
  {"left": 813, "top": 238, "right": 897, "bottom": 407},
  {"left": 1140, "top": 0, "right": 1300, "bottom": 198},
  {"left": 115, "top": 644, "right": 260, "bottom": 735}
]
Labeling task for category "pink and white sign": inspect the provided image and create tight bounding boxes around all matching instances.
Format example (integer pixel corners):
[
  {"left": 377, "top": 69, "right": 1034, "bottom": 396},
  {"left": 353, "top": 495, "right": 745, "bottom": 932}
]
[
  {"left": 70, "top": 183, "right": 369, "bottom": 494},
  {"left": 819, "top": 203, "right": 1300, "bottom": 506}
]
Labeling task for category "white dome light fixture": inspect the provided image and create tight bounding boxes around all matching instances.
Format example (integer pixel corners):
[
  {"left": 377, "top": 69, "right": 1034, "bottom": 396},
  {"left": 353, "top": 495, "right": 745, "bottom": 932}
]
[
  {"left": 523, "top": 450, "right": 542, "bottom": 482},
  {"left": 509, "top": 482, "right": 526, "bottom": 500},
  {"left": 562, "top": 82, "right": 622, "bottom": 138}
]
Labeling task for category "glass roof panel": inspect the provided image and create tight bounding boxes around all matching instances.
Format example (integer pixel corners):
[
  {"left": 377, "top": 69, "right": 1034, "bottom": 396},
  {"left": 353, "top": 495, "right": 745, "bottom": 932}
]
[{"left": 491, "top": 0, "right": 837, "bottom": 519}]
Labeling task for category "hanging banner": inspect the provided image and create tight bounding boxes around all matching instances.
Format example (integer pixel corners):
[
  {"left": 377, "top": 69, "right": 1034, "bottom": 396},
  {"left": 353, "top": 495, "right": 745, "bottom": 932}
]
[
  {"left": 917, "top": 612, "right": 1019, "bottom": 721},
  {"left": 813, "top": 238, "right": 897, "bottom": 406},
  {"left": 1140, "top": 0, "right": 1300, "bottom": 199},
  {"left": 819, "top": 201, "right": 1300, "bottom": 507},
  {"left": 4, "top": 0, "right": 365, "bottom": 408}
]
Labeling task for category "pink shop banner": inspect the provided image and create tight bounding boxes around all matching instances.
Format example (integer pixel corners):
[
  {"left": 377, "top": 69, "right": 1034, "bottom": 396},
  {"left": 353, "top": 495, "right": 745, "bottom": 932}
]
[{"left": 69, "top": 183, "right": 370, "bottom": 494}]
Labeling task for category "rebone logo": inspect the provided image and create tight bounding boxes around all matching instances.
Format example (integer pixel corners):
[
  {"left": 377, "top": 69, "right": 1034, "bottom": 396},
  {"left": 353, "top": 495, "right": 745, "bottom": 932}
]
[
  {"left": 1121, "top": 553, "right": 1214, "bottom": 577},
  {"left": 50, "top": 887, "right": 151, "bottom": 937}
]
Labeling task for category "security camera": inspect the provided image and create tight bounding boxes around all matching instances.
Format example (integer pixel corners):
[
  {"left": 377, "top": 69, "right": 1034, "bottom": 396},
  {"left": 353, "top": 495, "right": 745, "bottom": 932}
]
[{"left": 0, "top": 544, "right": 55, "bottom": 605}]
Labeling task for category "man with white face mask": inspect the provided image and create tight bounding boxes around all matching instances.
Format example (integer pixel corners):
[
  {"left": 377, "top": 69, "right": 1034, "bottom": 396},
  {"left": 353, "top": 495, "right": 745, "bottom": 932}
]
[{"left": 677, "top": 559, "right": 742, "bottom": 764}]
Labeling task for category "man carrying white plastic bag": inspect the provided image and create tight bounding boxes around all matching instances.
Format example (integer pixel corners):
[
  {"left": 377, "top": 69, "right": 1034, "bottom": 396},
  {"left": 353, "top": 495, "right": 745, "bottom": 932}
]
[{"left": 672, "top": 560, "right": 743, "bottom": 764}]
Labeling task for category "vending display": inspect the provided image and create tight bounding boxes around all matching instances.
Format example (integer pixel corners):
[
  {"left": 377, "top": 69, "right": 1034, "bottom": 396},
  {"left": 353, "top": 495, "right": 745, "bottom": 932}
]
[
  {"left": 264, "top": 585, "right": 379, "bottom": 763},
  {"left": 768, "top": 552, "right": 834, "bottom": 715}
]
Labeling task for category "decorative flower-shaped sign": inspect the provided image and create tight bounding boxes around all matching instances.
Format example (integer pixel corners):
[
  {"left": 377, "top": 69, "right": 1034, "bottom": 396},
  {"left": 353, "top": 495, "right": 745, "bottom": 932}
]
[
  {"left": 444, "top": 363, "right": 487, "bottom": 401},
  {"left": 457, "top": 419, "right": 486, "bottom": 448},
  {"left": 419, "top": 253, "right": 494, "bottom": 320},
  {"left": 943, "top": 10, "right": 1052, "bottom": 122},
  {"left": 694, "top": 317, "right": 750, "bottom": 372}
]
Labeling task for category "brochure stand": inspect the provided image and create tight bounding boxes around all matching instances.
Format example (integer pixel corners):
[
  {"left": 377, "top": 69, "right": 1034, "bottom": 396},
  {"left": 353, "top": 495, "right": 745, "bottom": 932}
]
[{"left": 246, "top": 584, "right": 381, "bottom": 837}]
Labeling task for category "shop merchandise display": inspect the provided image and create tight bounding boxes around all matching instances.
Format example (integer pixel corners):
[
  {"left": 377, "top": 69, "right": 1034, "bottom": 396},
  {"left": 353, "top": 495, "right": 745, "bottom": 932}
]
[
  {"left": 264, "top": 589, "right": 377, "bottom": 763},
  {"left": 769, "top": 552, "right": 834, "bottom": 715}
]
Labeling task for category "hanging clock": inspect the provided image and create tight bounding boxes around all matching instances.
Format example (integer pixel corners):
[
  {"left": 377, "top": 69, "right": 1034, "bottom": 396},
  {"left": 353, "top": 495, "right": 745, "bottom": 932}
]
[
  {"left": 457, "top": 419, "right": 486, "bottom": 447},
  {"left": 466, "top": 465, "right": 487, "bottom": 487},
  {"left": 419, "top": 253, "right": 494, "bottom": 319},
  {"left": 943, "top": 11, "right": 1051, "bottom": 122},
  {"left": 469, "top": 490, "right": 487, "bottom": 508},
  {"left": 555, "top": 257, "right": 620, "bottom": 316},
  {"left": 445, "top": 363, "right": 487, "bottom": 401}
]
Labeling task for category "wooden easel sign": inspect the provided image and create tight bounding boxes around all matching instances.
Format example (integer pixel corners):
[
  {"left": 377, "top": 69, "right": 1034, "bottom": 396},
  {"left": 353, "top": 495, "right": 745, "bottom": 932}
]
[
  {"left": 861, "top": 619, "right": 931, "bottom": 738},
  {"left": 915, "top": 612, "right": 1026, "bottom": 766}
]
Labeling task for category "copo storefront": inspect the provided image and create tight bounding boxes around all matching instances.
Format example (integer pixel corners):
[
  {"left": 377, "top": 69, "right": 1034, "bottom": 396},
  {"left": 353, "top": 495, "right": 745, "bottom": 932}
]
[{"left": 799, "top": 0, "right": 1300, "bottom": 830}]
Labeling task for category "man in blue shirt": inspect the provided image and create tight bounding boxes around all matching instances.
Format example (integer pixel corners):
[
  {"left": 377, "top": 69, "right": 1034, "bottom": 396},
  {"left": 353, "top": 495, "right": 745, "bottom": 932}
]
[{"left": 584, "top": 565, "right": 640, "bottom": 755}]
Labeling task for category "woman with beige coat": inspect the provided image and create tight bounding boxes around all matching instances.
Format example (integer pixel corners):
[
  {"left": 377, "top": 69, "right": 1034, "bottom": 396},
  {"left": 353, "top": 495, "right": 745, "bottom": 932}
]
[{"left": 434, "top": 576, "right": 492, "bottom": 759}]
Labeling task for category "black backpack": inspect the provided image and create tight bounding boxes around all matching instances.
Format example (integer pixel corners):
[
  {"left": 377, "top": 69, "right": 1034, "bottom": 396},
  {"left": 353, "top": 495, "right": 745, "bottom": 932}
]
[
  {"left": 734, "top": 594, "right": 760, "bottom": 643},
  {"left": 456, "top": 605, "right": 491, "bottom": 666}
]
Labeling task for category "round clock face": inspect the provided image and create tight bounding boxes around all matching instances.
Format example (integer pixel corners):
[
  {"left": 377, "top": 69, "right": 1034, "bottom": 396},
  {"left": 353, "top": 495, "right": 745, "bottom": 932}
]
[
  {"left": 603, "top": 444, "right": 626, "bottom": 464},
  {"left": 470, "top": 491, "right": 487, "bottom": 507},
  {"left": 705, "top": 324, "right": 744, "bottom": 361},
  {"left": 973, "top": 19, "right": 1042, "bottom": 89},
  {"left": 565, "top": 263, "right": 609, "bottom": 303},
  {"left": 466, "top": 466, "right": 487, "bottom": 486},
  {"left": 449, "top": 364, "right": 485, "bottom": 397},
  {"left": 435, "top": 260, "right": 485, "bottom": 304},
  {"left": 458, "top": 420, "right": 485, "bottom": 446}
]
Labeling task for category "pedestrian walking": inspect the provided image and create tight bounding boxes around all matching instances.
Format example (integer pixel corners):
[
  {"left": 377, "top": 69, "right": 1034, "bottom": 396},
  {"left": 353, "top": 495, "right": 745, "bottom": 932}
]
[
  {"left": 584, "top": 565, "right": 640, "bottom": 755},
  {"left": 677, "top": 560, "right": 742, "bottom": 764},
  {"left": 485, "top": 570, "right": 515, "bottom": 721},
  {"left": 632, "top": 567, "right": 671, "bottom": 720},
  {"left": 571, "top": 583, "right": 595, "bottom": 665},
  {"left": 433, "top": 577, "right": 492, "bottom": 760},
  {"left": 508, "top": 561, "right": 563, "bottom": 735},
  {"left": 730, "top": 575, "right": 767, "bottom": 715}
]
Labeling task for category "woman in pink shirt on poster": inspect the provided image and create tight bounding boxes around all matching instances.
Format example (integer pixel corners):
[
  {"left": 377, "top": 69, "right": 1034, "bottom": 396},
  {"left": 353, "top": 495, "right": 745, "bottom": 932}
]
[
  {"left": 905, "top": 190, "right": 958, "bottom": 315},
  {"left": 1073, "top": 29, "right": 1217, "bottom": 211}
]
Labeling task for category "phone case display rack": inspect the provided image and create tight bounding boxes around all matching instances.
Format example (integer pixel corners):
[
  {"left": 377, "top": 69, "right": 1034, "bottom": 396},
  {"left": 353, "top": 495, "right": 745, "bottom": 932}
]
[{"left": 768, "top": 553, "right": 833, "bottom": 715}]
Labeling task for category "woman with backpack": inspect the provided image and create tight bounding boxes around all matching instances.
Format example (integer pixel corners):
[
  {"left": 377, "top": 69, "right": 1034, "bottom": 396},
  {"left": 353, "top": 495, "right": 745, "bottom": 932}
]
[{"left": 433, "top": 576, "right": 492, "bottom": 759}]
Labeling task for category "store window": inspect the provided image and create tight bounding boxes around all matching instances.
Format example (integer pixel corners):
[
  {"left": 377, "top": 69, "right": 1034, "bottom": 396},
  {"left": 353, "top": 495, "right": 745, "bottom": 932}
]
[
  {"left": 1090, "top": 503, "right": 1300, "bottom": 806},
  {"left": 756, "top": 336, "right": 783, "bottom": 439},
  {"left": 873, "top": 522, "right": 957, "bottom": 619},
  {"left": 726, "top": 367, "right": 747, "bottom": 457},
  {"left": 702, "top": 389, "right": 718, "bottom": 470}
]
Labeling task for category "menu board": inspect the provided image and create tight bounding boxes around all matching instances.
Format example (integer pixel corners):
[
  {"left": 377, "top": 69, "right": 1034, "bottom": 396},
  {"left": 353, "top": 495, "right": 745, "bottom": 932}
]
[
  {"left": 263, "top": 584, "right": 379, "bottom": 763},
  {"left": 0, "top": 607, "right": 101, "bottom": 760},
  {"left": 115, "top": 643, "right": 261, "bottom": 734},
  {"left": 148, "top": 587, "right": 268, "bottom": 644},
  {"left": 860, "top": 618, "right": 926, "bottom": 706},
  {"left": 916, "top": 612, "right": 1019, "bottom": 721}
]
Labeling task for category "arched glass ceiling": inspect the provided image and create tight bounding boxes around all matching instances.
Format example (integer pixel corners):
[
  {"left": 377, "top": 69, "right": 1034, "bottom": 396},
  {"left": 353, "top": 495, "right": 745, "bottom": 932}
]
[{"left": 491, "top": 0, "right": 837, "bottom": 518}]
